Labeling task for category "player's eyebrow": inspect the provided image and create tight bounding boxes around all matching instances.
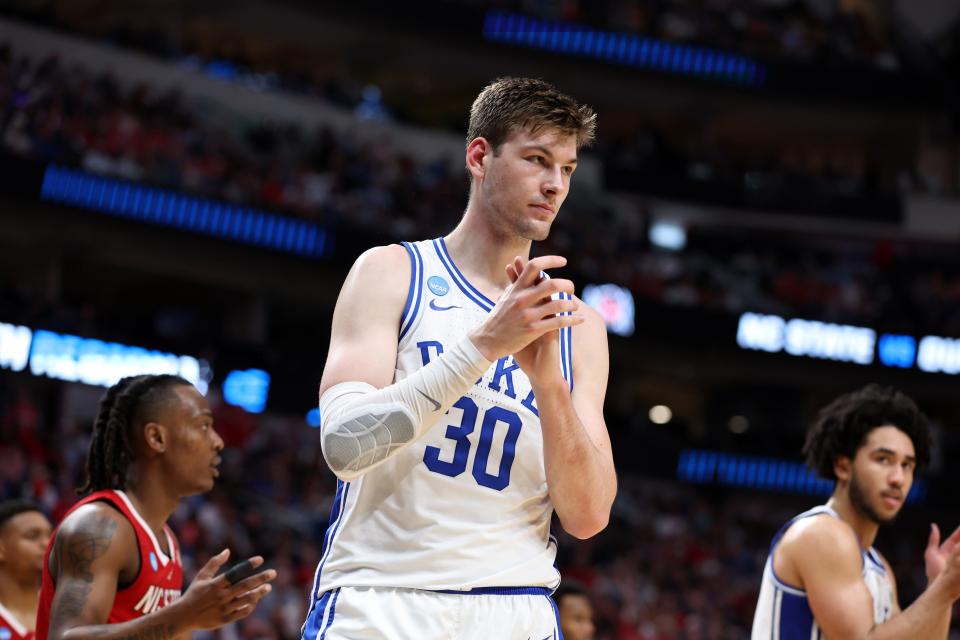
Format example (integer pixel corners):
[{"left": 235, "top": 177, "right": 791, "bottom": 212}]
[
  {"left": 872, "top": 446, "right": 915, "bottom": 463},
  {"left": 521, "top": 144, "right": 578, "bottom": 166}
]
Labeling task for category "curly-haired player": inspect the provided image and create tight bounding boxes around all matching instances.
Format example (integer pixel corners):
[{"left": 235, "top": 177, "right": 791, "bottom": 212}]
[{"left": 751, "top": 384, "right": 960, "bottom": 639}]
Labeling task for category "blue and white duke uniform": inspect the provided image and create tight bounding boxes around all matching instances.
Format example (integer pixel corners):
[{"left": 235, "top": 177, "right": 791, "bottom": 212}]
[
  {"left": 302, "top": 238, "right": 575, "bottom": 639},
  {"left": 751, "top": 505, "right": 894, "bottom": 640}
]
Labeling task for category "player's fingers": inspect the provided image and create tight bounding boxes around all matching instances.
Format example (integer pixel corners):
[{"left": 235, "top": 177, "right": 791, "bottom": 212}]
[
  {"left": 220, "top": 556, "right": 265, "bottom": 587},
  {"left": 516, "top": 259, "right": 540, "bottom": 287},
  {"left": 225, "top": 587, "right": 272, "bottom": 622},
  {"left": 505, "top": 262, "right": 519, "bottom": 283},
  {"left": 229, "top": 584, "right": 272, "bottom": 612},
  {"left": 928, "top": 523, "right": 941, "bottom": 551},
  {"left": 531, "top": 298, "right": 579, "bottom": 319},
  {"left": 519, "top": 255, "right": 566, "bottom": 286},
  {"left": 513, "top": 256, "right": 542, "bottom": 286},
  {"left": 532, "top": 313, "right": 585, "bottom": 334},
  {"left": 227, "top": 567, "right": 277, "bottom": 596},
  {"left": 225, "top": 603, "right": 255, "bottom": 623},
  {"left": 530, "top": 278, "right": 575, "bottom": 300},
  {"left": 516, "top": 280, "right": 573, "bottom": 308},
  {"left": 513, "top": 256, "right": 525, "bottom": 278},
  {"left": 196, "top": 549, "right": 230, "bottom": 580}
]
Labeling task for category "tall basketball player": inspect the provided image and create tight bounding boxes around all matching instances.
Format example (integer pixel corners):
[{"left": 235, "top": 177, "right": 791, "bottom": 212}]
[
  {"left": 0, "top": 501, "right": 51, "bottom": 640},
  {"left": 751, "top": 384, "right": 960, "bottom": 639},
  {"left": 36, "top": 375, "right": 276, "bottom": 640},
  {"left": 303, "top": 77, "right": 617, "bottom": 639}
]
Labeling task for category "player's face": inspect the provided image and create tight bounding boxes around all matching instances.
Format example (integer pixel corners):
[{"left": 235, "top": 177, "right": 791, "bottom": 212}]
[
  {"left": 163, "top": 385, "right": 224, "bottom": 495},
  {"left": 480, "top": 126, "right": 578, "bottom": 241},
  {"left": 559, "top": 594, "right": 595, "bottom": 640},
  {"left": 847, "top": 426, "right": 916, "bottom": 525},
  {"left": 0, "top": 510, "right": 52, "bottom": 582}
]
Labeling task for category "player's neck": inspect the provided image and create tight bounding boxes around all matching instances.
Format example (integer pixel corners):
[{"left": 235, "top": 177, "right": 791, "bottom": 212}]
[
  {"left": 0, "top": 570, "right": 39, "bottom": 629},
  {"left": 826, "top": 494, "right": 879, "bottom": 549},
  {"left": 123, "top": 471, "right": 178, "bottom": 537},
  {"left": 445, "top": 215, "right": 532, "bottom": 293}
]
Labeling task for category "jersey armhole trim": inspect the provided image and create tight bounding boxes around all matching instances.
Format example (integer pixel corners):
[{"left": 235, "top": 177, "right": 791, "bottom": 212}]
[
  {"left": 769, "top": 554, "right": 806, "bottom": 596},
  {"left": 559, "top": 292, "right": 573, "bottom": 393},
  {"left": 399, "top": 242, "right": 423, "bottom": 340}
]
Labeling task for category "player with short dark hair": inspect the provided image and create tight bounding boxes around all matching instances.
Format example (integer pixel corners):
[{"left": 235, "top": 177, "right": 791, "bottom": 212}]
[
  {"left": 36, "top": 374, "right": 276, "bottom": 640},
  {"left": 553, "top": 581, "right": 595, "bottom": 640},
  {"left": 751, "top": 384, "right": 960, "bottom": 639},
  {"left": 0, "top": 501, "right": 51, "bottom": 640}
]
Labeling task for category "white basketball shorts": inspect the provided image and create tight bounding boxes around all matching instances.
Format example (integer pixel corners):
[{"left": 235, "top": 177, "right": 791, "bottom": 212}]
[{"left": 301, "top": 586, "right": 563, "bottom": 640}]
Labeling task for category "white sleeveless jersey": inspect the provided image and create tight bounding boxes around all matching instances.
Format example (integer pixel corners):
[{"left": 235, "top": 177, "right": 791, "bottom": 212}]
[
  {"left": 308, "top": 237, "right": 573, "bottom": 601},
  {"left": 751, "top": 505, "right": 894, "bottom": 640}
]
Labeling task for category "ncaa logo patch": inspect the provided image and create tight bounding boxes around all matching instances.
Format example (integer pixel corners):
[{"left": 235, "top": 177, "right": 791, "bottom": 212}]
[
  {"left": 149, "top": 552, "right": 159, "bottom": 572},
  {"left": 427, "top": 276, "right": 450, "bottom": 296},
  {"left": 0, "top": 627, "right": 11, "bottom": 640}
]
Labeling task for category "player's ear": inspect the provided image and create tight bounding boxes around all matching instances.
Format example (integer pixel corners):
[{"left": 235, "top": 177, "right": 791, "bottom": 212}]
[
  {"left": 834, "top": 456, "right": 852, "bottom": 483},
  {"left": 0, "top": 538, "right": 6, "bottom": 562},
  {"left": 466, "top": 137, "right": 491, "bottom": 181},
  {"left": 143, "top": 422, "right": 167, "bottom": 454}
]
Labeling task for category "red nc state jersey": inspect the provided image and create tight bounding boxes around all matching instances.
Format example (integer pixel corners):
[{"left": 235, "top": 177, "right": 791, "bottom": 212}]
[
  {"left": 0, "top": 602, "right": 34, "bottom": 640},
  {"left": 35, "top": 490, "right": 183, "bottom": 640}
]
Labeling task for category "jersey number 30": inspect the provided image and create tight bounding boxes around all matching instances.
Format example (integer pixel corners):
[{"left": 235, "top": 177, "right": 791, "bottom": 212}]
[{"left": 423, "top": 397, "right": 521, "bottom": 491}]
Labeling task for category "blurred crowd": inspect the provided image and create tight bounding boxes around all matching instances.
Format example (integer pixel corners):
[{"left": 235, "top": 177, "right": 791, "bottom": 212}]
[
  {"left": 3, "top": 43, "right": 960, "bottom": 337},
  {"left": 4, "top": 0, "right": 908, "bottom": 99},
  {"left": 541, "top": 218, "right": 960, "bottom": 335},
  {"left": 600, "top": 123, "right": 908, "bottom": 211},
  {"left": 1, "top": 379, "right": 956, "bottom": 639},
  {"left": 492, "top": 0, "right": 902, "bottom": 69},
  {"left": 0, "top": 44, "right": 465, "bottom": 237}
]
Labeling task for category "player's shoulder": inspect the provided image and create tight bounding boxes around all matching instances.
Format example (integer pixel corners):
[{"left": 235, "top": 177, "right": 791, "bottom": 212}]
[
  {"left": 55, "top": 500, "right": 136, "bottom": 554},
  {"left": 356, "top": 243, "right": 411, "bottom": 268},
  {"left": 780, "top": 511, "right": 861, "bottom": 566},
  {"left": 348, "top": 244, "right": 412, "bottom": 285},
  {"left": 572, "top": 295, "right": 604, "bottom": 327},
  {"left": 571, "top": 295, "right": 608, "bottom": 342},
  {"left": 333, "top": 244, "right": 417, "bottom": 322}
]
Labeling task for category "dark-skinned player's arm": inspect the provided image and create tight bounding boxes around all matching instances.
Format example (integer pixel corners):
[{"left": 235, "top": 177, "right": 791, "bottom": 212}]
[{"left": 46, "top": 505, "right": 275, "bottom": 640}]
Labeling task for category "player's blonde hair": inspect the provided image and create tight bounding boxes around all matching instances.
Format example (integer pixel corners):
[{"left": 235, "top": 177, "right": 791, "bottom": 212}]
[{"left": 467, "top": 77, "right": 597, "bottom": 152}]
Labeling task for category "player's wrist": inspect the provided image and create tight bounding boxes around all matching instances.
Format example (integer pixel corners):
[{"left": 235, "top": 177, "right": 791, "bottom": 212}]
[
  {"left": 467, "top": 330, "right": 500, "bottom": 362},
  {"left": 151, "top": 601, "right": 189, "bottom": 636},
  {"left": 528, "top": 376, "right": 569, "bottom": 399},
  {"left": 925, "top": 572, "right": 960, "bottom": 606}
]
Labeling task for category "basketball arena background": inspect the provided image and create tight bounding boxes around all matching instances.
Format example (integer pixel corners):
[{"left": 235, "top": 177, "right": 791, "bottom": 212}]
[{"left": 1, "top": 0, "right": 959, "bottom": 637}]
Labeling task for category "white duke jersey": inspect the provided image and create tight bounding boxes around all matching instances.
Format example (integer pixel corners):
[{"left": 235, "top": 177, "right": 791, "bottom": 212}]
[
  {"left": 751, "top": 505, "right": 894, "bottom": 640},
  {"left": 309, "top": 237, "right": 574, "bottom": 600}
]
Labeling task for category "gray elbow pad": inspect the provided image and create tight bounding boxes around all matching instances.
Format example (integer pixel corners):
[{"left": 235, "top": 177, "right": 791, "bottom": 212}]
[{"left": 321, "top": 406, "right": 417, "bottom": 478}]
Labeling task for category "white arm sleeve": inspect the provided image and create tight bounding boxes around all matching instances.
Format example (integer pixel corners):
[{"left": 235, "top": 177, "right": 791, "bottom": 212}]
[{"left": 319, "top": 337, "right": 492, "bottom": 481}]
